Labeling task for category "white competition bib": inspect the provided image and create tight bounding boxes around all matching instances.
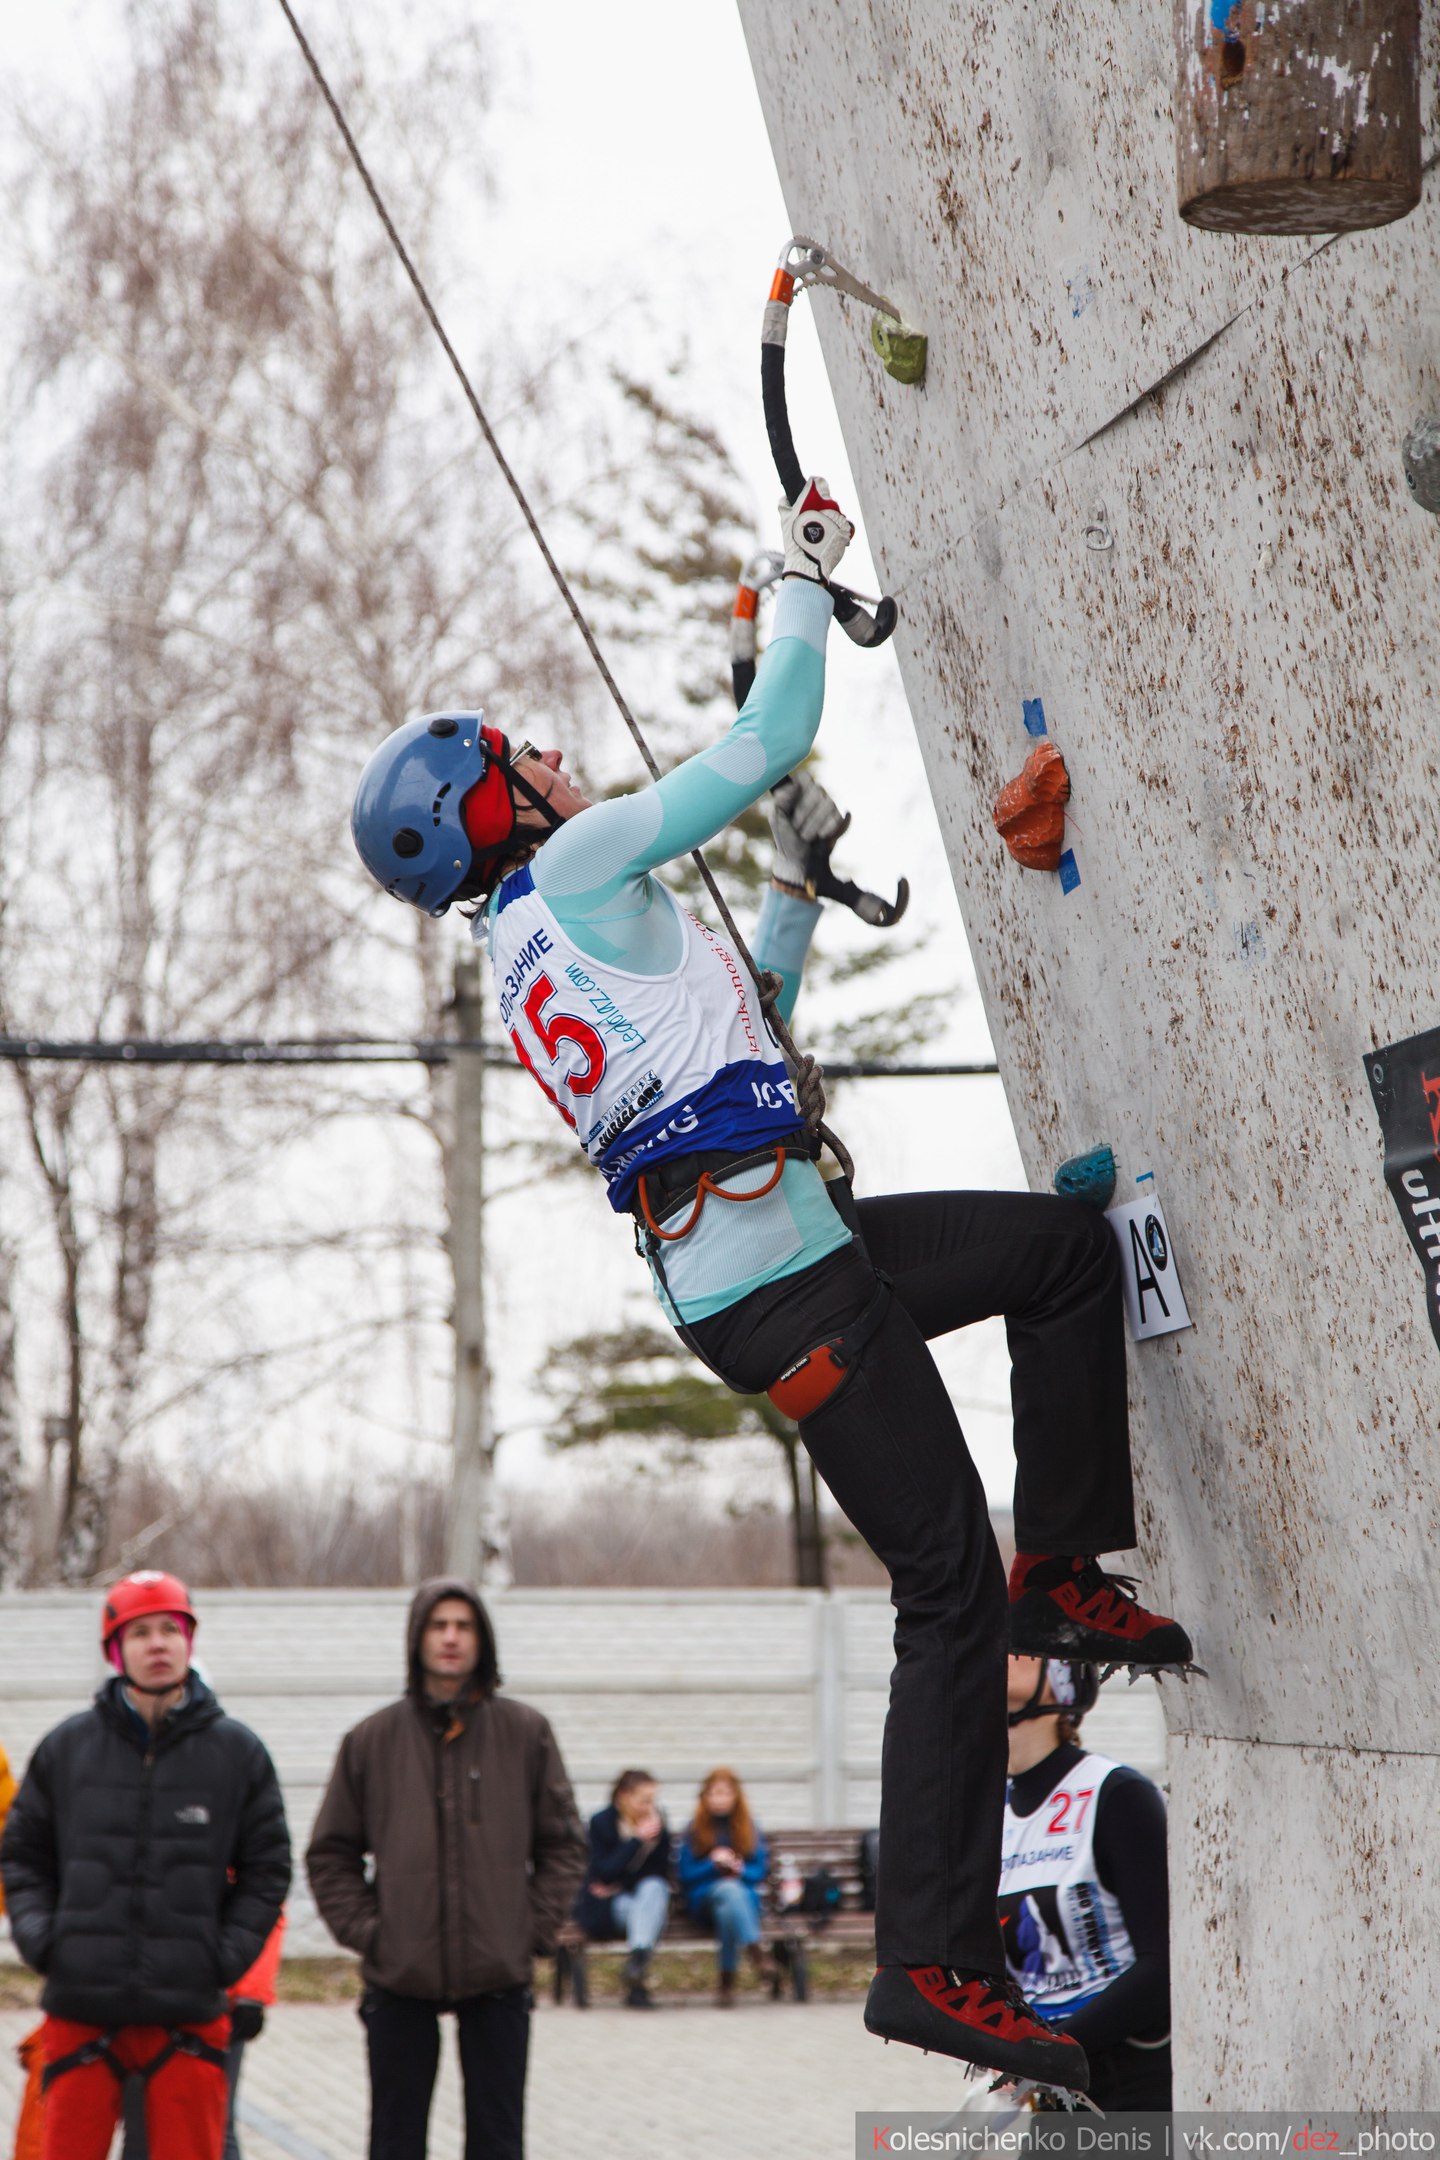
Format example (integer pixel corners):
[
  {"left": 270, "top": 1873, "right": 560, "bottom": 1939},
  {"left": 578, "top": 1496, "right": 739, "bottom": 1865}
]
[
  {"left": 486, "top": 866, "right": 805, "bottom": 1212},
  {"left": 999, "top": 1753, "right": 1138, "bottom": 2022}
]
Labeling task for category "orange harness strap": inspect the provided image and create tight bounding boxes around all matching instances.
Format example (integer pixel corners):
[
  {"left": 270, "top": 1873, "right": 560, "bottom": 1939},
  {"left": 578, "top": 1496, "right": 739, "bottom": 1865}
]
[
  {"left": 633, "top": 1147, "right": 889, "bottom": 1427},
  {"left": 638, "top": 1148, "right": 787, "bottom": 1244}
]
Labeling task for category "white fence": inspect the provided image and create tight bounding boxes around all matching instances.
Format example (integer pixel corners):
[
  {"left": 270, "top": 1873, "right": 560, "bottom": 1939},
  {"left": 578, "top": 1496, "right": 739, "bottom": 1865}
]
[{"left": 0, "top": 1588, "right": 1166, "bottom": 1955}]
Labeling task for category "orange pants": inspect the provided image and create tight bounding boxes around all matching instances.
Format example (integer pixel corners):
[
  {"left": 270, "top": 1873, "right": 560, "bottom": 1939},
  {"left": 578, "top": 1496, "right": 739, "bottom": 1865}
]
[
  {"left": 12, "top": 2024, "right": 45, "bottom": 2160},
  {"left": 39, "top": 2015, "right": 230, "bottom": 2160}
]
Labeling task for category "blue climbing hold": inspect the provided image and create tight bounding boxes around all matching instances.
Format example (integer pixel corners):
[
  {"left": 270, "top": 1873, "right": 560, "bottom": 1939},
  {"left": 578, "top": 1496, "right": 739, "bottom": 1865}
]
[{"left": 1053, "top": 1145, "right": 1117, "bottom": 1209}]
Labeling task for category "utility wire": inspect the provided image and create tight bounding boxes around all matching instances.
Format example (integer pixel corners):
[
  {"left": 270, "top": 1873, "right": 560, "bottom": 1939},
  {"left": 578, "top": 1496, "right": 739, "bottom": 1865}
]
[
  {"left": 276, "top": 0, "right": 854, "bottom": 1177},
  {"left": 0, "top": 1036, "right": 999, "bottom": 1077}
]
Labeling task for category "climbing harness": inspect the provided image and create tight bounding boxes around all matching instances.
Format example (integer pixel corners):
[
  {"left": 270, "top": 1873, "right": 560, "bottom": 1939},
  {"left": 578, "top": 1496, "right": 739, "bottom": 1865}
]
[
  {"left": 637, "top": 1145, "right": 789, "bottom": 1244},
  {"left": 277, "top": 0, "right": 861, "bottom": 1182},
  {"left": 42, "top": 2027, "right": 230, "bottom": 2093},
  {"left": 42, "top": 2032, "right": 125, "bottom": 2092},
  {"left": 731, "top": 557, "right": 909, "bottom": 929},
  {"left": 632, "top": 1147, "right": 891, "bottom": 1422}
]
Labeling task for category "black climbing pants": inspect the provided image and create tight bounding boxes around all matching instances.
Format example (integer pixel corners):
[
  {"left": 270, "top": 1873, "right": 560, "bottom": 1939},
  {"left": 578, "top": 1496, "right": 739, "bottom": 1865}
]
[
  {"left": 688, "top": 1188, "right": 1133, "bottom": 1975},
  {"left": 360, "top": 1985, "right": 530, "bottom": 2160}
]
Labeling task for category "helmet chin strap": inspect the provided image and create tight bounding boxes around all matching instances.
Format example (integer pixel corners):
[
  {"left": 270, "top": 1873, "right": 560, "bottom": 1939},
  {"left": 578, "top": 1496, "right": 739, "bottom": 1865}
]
[
  {"left": 1008, "top": 1663, "right": 1062, "bottom": 1729},
  {"left": 456, "top": 752, "right": 567, "bottom": 905},
  {"left": 505, "top": 758, "right": 567, "bottom": 834}
]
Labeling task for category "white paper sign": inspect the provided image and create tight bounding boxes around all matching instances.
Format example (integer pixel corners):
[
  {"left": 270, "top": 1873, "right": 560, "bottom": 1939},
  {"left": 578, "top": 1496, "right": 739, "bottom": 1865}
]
[{"left": 1105, "top": 1193, "right": 1192, "bottom": 1341}]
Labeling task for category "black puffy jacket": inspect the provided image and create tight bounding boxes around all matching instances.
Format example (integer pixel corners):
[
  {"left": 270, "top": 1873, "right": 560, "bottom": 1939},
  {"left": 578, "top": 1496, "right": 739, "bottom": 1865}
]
[{"left": 0, "top": 1675, "right": 290, "bottom": 2026}]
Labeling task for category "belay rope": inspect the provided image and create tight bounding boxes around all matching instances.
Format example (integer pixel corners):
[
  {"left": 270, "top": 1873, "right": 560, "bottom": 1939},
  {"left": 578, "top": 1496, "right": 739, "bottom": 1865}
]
[{"left": 277, "top": 12, "right": 919, "bottom": 1189}]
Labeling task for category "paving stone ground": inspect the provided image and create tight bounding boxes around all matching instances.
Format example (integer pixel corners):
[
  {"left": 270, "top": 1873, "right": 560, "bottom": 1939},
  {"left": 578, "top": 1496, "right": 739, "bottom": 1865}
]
[{"left": 0, "top": 1995, "right": 991, "bottom": 2159}]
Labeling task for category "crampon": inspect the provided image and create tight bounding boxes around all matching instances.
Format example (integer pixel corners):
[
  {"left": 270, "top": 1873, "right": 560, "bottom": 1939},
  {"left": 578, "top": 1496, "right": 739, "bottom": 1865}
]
[
  {"left": 980, "top": 2069, "right": 1103, "bottom": 2113},
  {"left": 1098, "top": 1655, "right": 1208, "bottom": 1685},
  {"left": 1008, "top": 1552, "right": 1202, "bottom": 1676}
]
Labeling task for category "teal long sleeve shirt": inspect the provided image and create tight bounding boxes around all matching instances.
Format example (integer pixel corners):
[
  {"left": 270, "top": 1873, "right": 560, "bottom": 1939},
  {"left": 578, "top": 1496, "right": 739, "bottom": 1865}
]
[{"left": 478, "top": 579, "right": 851, "bottom": 1321}]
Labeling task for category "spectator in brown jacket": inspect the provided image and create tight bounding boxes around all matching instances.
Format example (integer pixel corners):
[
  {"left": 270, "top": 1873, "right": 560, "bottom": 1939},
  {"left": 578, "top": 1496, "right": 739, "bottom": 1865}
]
[{"left": 306, "top": 1578, "right": 584, "bottom": 2160}]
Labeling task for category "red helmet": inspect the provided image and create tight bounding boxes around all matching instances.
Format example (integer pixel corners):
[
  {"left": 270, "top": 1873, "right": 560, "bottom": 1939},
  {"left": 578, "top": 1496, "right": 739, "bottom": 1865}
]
[{"left": 101, "top": 1570, "right": 198, "bottom": 1667}]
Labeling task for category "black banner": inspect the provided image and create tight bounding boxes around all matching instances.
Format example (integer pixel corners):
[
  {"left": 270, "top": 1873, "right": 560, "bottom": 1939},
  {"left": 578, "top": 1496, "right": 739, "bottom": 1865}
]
[{"left": 1366, "top": 1024, "right": 1440, "bottom": 1352}]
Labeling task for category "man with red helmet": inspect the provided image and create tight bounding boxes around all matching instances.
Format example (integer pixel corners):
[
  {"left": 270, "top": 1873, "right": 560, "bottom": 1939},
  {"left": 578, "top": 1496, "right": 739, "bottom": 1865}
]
[{"left": 0, "top": 1571, "right": 290, "bottom": 2160}]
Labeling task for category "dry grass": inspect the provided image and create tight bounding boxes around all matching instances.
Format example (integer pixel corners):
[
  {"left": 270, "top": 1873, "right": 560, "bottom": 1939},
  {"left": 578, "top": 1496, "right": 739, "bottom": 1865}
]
[
  {"left": 273, "top": 1951, "right": 874, "bottom": 2005},
  {"left": 15, "top": 1456, "right": 1014, "bottom": 1590},
  {"left": 57, "top": 1463, "right": 941, "bottom": 1590},
  {"left": 0, "top": 1952, "right": 873, "bottom": 2011},
  {"left": 0, "top": 1968, "right": 42, "bottom": 2010}
]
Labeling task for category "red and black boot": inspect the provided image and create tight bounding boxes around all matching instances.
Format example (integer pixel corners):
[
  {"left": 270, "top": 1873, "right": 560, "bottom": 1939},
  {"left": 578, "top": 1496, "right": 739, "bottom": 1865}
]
[
  {"left": 1008, "top": 1551, "right": 1194, "bottom": 1669},
  {"left": 865, "top": 1965, "right": 1088, "bottom": 2090}
]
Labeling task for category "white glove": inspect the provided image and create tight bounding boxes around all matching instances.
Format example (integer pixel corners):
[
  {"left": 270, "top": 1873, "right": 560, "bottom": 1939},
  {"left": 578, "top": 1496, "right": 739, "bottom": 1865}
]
[
  {"left": 770, "top": 771, "right": 850, "bottom": 896},
  {"left": 780, "top": 477, "right": 854, "bottom": 583}
]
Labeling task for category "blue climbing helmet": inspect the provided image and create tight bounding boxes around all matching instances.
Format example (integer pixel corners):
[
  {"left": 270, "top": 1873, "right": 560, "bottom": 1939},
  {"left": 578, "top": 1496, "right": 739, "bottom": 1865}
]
[{"left": 351, "top": 710, "right": 523, "bottom": 916}]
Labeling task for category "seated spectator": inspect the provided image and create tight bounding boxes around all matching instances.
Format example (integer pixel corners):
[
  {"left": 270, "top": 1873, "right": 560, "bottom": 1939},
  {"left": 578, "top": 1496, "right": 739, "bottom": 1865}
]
[
  {"left": 675, "top": 1767, "right": 774, "bottom": 2006},
  {"left": 573, "top": 1770, "right": 671, "bottom": 2010}
]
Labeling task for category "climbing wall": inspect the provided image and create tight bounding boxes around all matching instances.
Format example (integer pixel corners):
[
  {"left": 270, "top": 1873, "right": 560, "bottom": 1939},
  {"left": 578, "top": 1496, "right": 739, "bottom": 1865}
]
[{"left": 738, "top": 0, "right": 1440, "bottom": 2106}]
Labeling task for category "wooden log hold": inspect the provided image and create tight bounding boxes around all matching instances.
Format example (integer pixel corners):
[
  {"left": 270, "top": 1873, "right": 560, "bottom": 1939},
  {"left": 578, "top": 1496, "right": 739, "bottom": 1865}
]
[{"left": 1175, "top": 0, "right": 1421, "bottom": 234}]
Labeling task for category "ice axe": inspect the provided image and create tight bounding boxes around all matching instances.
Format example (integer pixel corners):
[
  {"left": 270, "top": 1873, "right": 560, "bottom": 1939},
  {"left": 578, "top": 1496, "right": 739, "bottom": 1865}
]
[{"left": 729, "top": 550, "right": 908, "bottom": 931}]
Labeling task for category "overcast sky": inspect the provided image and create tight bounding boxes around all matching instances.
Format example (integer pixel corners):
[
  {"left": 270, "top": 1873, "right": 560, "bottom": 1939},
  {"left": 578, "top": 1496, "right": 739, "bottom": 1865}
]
[{"left": 2, "top": 0, "right": 1029, "bottom": 1511}]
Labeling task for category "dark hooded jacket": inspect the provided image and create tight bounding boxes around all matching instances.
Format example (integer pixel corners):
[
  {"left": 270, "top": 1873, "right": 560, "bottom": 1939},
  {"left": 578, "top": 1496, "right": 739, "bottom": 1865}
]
[
  {"left": 0, "top": 1675, "right": 290, "bottom": 2027},
  {"left": 305, "top": 1578, "right": 584, "bottom": 2000}
]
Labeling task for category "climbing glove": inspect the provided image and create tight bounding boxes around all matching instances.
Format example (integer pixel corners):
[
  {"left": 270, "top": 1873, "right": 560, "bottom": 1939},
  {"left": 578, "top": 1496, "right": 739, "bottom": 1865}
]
[
  {"left": 230, "top": 1999, "right": 265, "bottom": 2041},
  {"left": 770, "top": 771, "right": 851, "bottom": 898},
  {"left": 780, "top": 477, "right": 854, "bottom": 583}
]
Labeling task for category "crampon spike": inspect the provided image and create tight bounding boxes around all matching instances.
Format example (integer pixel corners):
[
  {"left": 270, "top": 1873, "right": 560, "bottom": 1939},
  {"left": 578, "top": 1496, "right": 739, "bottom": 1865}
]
[
  {"left": 1098, "top": 1659, "right": 1208, "bottom": 1685},
  {"left": 987, "top": 2073, "right": 1104, "bottom": 2114}
]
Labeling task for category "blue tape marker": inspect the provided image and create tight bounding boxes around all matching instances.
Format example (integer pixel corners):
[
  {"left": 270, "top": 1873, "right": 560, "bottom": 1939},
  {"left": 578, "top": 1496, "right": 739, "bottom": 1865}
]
[
  {"left": 1023, "top": 698, "right": 1047, "bottom": 737},
  {"left": 1058, "top": 848, "right": 1080, "bottom": 893},
  {"left": 1135, "top": 1170, "right": 1155, "bottom": 1185}
]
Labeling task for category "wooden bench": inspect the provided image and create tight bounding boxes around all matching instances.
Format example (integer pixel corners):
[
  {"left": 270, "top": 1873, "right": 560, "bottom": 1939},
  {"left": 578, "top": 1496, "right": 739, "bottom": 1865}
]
[{"left": 549, "top": 1827, "right": 876, "bottom": 2005}]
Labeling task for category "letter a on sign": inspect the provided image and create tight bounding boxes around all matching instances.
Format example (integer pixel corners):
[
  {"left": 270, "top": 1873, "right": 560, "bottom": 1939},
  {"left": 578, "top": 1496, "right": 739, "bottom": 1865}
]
[{"left": 1104, "top": 1194, "right": 1192, "bottom": 1341}]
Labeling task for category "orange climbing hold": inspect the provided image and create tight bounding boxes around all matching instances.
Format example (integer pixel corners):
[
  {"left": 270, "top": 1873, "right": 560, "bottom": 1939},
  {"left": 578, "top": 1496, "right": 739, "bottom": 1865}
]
[{"left": 992, "top": 741, "right": 1071, "bottom": 872}]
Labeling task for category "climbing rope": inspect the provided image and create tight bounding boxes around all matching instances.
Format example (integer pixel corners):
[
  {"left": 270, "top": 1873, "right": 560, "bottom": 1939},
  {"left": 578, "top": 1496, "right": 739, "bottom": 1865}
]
[{"left": 276, "top": 0, "right": 854, "bottom": 1179}]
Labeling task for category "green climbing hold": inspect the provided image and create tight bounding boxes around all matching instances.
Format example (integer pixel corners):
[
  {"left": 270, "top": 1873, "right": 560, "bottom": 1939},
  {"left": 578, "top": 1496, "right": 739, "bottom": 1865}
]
[
  {"left": 1053, "top": 1145, "right": 1117, "bottom": 1209},
  {"left": 870, "top": 316, "right": 928, "bottom": 386}
]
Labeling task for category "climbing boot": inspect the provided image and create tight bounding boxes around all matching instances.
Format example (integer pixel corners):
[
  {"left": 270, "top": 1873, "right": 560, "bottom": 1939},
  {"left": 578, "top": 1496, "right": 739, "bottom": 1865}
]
[
  {"left": 865, "top": 1966, "right": 1088, "bottom": 2090},
  {"left": 1008, "top": 1552, "right": 1194, "bottom": 1671}
]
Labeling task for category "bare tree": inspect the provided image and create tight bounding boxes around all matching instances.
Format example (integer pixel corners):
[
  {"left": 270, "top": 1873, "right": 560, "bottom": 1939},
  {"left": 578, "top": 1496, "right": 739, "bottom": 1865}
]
[
  {"left": 0, "top": 0, "right": 760, "bottom": 1579},
  {"left": 0, "top": 1241, "right": 23, "bottom": 1587}
]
